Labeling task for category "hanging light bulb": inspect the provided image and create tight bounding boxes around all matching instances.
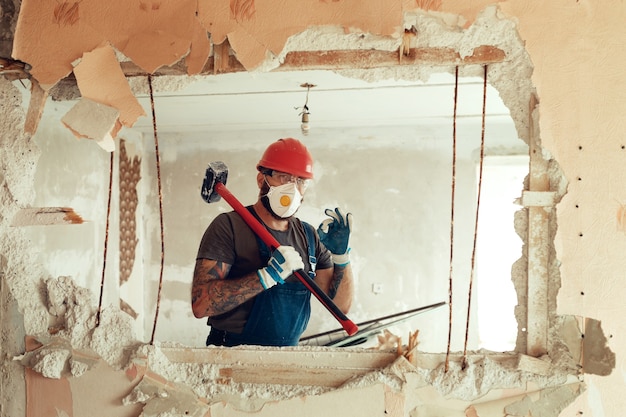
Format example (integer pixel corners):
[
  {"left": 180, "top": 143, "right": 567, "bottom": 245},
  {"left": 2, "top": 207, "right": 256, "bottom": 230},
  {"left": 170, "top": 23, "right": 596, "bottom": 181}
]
[
  {"left": 297, "top": 83, "right": 315, "bottom": 136},
  {"left": 300, "top": 106, "right": 310, "bottom": 135}
]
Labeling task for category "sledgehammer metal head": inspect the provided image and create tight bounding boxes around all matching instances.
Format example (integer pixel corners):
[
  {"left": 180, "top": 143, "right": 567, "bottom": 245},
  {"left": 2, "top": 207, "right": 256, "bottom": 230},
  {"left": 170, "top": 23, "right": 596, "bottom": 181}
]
[{"left": 201, "top": 161, "right": 228, "bottom": 203}]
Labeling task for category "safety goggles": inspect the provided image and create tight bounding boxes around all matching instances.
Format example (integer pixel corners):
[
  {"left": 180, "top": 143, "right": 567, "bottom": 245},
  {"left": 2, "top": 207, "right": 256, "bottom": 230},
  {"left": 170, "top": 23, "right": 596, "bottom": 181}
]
[{"left": 262, "top": 169, "right": 311, "bottom": 190}]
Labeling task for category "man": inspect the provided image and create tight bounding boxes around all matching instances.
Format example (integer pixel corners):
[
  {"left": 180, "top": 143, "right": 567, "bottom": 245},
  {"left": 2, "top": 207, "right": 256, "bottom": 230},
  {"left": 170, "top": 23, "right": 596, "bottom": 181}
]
[{"left": 191, "top": 138, "right": 354, "bottom": 347}]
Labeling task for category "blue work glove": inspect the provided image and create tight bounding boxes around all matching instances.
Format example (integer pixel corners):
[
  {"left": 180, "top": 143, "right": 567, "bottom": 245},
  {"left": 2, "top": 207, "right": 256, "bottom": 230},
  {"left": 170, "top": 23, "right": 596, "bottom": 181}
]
[
  {"left": 317, "top": 208, "right": 352, "bottom": 265},
  {"left": 257, "top": 246, "right": 304, "bottom": 289}
]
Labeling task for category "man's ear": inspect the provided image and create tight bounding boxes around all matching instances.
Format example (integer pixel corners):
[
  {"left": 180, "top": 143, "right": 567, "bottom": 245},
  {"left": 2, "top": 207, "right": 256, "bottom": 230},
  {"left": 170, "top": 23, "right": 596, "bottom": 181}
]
[{"left": 256, "top": 172, "right": 265, "bottom": 188}]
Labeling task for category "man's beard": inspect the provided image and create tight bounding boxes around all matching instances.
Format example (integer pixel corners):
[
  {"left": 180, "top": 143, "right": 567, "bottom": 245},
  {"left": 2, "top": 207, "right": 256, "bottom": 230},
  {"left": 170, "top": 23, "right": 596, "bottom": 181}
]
[
  {"left": 261, "top": 195, "right": 284, "bottom": 220},
  {"left": 259, "top": 181, "right": 282, "bottom": 220}
]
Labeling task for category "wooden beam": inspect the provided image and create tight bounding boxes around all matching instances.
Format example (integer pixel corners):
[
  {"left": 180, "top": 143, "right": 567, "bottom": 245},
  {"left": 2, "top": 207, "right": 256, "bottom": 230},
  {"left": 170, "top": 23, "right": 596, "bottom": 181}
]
[
  {"left": 112, "top": 45, "right": 506, "bottom": 78},
  {"left": 46, "top": 45, "right": 506, "bottom": 101},
  {"left": 526, "top": 93, "right": 550, "bottom": 357},
  {"left": 161, "top": 347, "right": 398, "bottom": 388},
  {"left": 24, "top": 78, "right": 48, "bottom": 134},
  {"left": 212, "top": 38, "right": 232, "bottom": 74},
  {"left": 279, "top": 45, "right": 505, "bottom": 71}
]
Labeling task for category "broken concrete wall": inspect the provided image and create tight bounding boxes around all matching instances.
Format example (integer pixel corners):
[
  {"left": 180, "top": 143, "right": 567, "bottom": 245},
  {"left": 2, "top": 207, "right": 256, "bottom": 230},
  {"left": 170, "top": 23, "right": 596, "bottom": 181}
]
[
  {"left": 1, "top": 1, "right": 625, "bottom": 417},
  {"left": 0, "top": 75, "right": 39, "bottom": 417}
]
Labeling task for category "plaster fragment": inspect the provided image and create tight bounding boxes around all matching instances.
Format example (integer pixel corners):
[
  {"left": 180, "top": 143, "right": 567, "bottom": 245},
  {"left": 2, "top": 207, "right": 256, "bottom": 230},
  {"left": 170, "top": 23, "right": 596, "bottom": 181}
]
[
  {"left": 10, "top": 207, "right": 84, "bottom": 226},
  {"left": 582, "top": 318, "right": 615, "bottom": 376},
  {"left": 339, "top": 361, "right": 406, "bottom": 392},
  {"left": 390, "top": 355, "right": 418, "bottom": 379},
  {"left": 73, "top": 44, "right": 145, "bottom": 129},
  {"left": 517, "top": 354, "right": 552, "bottom": 376},
  {"left": 69, "top": 357, "right": 90, "bottom": 377},
  {"left": 555, "top": 315, "right": 583, "bottom": 365},
  {"left": 123, "top": 372, "right": 210, "bottom": 417},
  {"left": 61, "top": 97, "right": 119, "bottom": 151},
  {"left": 18, "top": 338, "right": 71, "bottom": 379},
  {"left": 44, "top": 276, "right": 97, "bottom": 345},
  {"left": 384, "top": 384, "right": 405, "bottom": 417},
  {"left": 186, "top": 17, "right": 212, "bottom": 75},
  {"left": 504, "top": 382, "right": 584, "bottom": 417},
  {"left": 120, "top": 298, "right": 139, "bottom": 319},
  {"left": 90, "top": 308, "right": 142, "bottom": 369},
  {"left": 28, "top": 347, "right": 70, "bottom": 379},
  {"left": 465, "top": 405, "right": 479, "bottom": 417},
  {"left": 40, "top": 276, "right": 140, "bottom": 370},
  {"left": 18, "top": 336, "right": 101, "bottom": 380}
]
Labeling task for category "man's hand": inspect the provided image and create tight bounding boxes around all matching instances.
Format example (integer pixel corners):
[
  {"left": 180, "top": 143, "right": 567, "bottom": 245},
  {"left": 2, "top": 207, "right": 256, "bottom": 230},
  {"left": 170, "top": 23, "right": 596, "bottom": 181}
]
[
  {"left": 257, "top": 246, "right": 305, "bottom": 289},
  {"left": 318, "top": 208, "right": 352, "bottom": 264}
]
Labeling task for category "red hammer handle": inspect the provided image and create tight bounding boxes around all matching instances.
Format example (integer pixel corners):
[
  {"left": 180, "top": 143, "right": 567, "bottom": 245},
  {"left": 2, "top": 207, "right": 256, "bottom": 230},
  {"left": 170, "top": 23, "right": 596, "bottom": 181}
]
[{"left": 215, "top": 182, "right": 358, "bottom": 336}]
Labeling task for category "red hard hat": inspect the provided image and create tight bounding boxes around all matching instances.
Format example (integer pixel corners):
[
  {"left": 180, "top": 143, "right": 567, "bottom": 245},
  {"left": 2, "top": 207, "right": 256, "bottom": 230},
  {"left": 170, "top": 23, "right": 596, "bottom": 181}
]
[{"left": 257, "top": 138, "right": 314, "bottom": 179}]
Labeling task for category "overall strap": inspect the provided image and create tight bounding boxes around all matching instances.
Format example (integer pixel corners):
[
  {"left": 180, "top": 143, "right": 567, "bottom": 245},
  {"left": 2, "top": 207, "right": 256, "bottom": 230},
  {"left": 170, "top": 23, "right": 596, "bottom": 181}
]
[
  {"left": 301, "top": 222, "right": 317, "bottom": 278},
  {"left": 245, "top": 206, "right": 271, "bottom": 261}
]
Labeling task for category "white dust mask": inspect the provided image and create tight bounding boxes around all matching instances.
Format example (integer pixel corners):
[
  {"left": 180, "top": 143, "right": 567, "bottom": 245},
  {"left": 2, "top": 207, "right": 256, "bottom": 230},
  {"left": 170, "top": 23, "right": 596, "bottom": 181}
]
[{"left": 265, "top": 182, "right": 302, "bottom": 218}]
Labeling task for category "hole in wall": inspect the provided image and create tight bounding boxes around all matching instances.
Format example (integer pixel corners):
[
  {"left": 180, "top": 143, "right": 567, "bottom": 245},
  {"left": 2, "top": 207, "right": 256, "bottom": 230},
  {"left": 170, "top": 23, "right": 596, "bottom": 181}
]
[
  {"left": 28, "top": 69, "right": 529, "bottom": 354},
  {"left": 10, "top": 7, "right": 550, "bottom": 370}
]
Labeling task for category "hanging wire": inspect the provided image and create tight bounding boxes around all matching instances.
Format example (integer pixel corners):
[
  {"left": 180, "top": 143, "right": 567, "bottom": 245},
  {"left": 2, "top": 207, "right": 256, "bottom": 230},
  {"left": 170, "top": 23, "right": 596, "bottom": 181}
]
[
  {"left": 96, "top": 151, "right": 114, "bottom": 327},
  {"left": 148, "top": 74, "right": 166, "bottom": 345},
  {"left": 462, "top": 65, "right": 489, "bottom": 367},
  {"left": 297, "top": 83, "right": 314, "bottom": 132},
  {"left": 445, "top": 66, "right": 459, "bottom": 373},
  {"left": 298, "top": 83, "right": 314, "bottom": 111}
]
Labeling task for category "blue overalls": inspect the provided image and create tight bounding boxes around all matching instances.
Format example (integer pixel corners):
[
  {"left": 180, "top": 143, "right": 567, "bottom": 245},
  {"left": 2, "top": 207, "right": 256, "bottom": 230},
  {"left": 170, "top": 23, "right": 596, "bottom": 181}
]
[{"left": 207, "top": 220, "right": 318, "bottom": 347}]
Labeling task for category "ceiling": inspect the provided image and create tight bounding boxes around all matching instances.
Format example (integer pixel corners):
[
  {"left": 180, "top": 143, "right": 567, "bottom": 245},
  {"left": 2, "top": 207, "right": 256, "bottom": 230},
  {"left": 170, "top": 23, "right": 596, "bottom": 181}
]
[
  {"left": 34, "top": 69, "right": 515, "bottom": 138},
  {"left": 127, "top": 70, "right": 513, "bottom": 134}
]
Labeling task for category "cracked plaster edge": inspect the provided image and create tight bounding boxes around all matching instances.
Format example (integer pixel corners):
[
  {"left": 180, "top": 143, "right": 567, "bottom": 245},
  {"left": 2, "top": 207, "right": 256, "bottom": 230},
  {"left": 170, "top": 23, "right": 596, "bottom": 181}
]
[{"left": 116, "top": 344, "right": 586, "bottom": 416}]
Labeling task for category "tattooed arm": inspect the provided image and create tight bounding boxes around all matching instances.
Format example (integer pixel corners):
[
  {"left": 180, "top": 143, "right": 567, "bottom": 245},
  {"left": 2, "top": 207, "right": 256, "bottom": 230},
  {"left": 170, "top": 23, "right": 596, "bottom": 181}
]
[
  {"left": 314, "top": 263, "right": 354, "bottom": 314},
  {"left": 191, "top": 258, "right": 265, "bottom": 318}
]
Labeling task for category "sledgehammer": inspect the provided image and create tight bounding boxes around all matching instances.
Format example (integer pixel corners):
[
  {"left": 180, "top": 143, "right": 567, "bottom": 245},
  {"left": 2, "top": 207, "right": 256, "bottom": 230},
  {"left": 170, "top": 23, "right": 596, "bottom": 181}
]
[{"left": 201, "top": 161, "right": 358, "bottom": 336}]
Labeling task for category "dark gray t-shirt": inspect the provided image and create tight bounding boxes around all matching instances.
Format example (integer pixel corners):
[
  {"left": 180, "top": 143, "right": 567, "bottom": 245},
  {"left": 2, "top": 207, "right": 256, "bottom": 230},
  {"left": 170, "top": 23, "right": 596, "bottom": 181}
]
[{"left": 196, "top": 207, "right": 333, "bottom": 333}]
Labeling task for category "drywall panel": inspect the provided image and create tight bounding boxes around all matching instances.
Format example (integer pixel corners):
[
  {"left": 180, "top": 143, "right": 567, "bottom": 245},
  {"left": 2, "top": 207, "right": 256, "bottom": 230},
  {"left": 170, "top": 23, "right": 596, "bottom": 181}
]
[
  {"left": 73, "top": 44, "right": 145, "bottom": 130},
  {"left": 497, "top": 1, "right": 626, "bottom": 416}
]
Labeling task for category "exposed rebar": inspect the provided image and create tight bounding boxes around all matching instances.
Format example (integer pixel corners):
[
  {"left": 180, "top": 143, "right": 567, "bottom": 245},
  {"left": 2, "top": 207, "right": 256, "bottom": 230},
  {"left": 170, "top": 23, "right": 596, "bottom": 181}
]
[
  {"left": 148, "top": 74, "right": 166, "bottom": 345},
  {"left": 96, "top": 151, "right": 114, "bottom": 327},
  {"left": 462, "top": 65, "right": 488, "bottom": 366},
  {"left": 445, "top": 66, "right": 459, "bottom": 373}
]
